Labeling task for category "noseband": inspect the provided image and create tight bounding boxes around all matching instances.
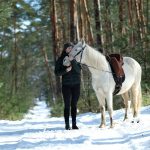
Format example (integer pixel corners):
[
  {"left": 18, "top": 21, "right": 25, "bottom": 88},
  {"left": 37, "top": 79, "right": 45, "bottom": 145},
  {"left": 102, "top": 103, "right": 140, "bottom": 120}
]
[{"left": 73, "top": 45, "right": 86, "bottom": 63}]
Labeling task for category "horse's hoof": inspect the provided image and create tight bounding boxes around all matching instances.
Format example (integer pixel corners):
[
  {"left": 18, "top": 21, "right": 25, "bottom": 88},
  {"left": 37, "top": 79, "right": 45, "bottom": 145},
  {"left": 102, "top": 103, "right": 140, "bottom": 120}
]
[
  {"left": 123, "top": 117, "right": 128, "bottom": 121},
  {"left": 99, "top": 124, "right": 105, "bottom": 128},
  {"left": 110, "top": 125, "right": 114, "bottom": 128},
  {"left": 131, "top": 118, "right": 140, "bottom": 123},
  {"left": 131, "top": 120, "right": 140, "bottom": 123}
]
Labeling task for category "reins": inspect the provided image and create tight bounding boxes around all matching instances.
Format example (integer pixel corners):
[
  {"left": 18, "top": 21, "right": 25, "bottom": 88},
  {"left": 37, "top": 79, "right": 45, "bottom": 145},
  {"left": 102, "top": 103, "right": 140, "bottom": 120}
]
[{"left": 80, "top": 63, "right": 114, "bottom": 74}]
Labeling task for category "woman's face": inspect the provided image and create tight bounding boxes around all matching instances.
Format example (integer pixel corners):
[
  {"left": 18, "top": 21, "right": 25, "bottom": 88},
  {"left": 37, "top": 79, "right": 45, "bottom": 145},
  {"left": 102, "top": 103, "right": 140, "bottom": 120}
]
[{"left": 65, "top": 46, "right": 72, "bottom": 53}]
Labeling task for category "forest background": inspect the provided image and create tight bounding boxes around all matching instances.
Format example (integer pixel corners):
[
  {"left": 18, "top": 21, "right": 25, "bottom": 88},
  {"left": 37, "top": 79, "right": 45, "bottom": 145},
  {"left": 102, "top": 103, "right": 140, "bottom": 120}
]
[{"left": 0, "top": 0, "right": 150, "bottom": 120}]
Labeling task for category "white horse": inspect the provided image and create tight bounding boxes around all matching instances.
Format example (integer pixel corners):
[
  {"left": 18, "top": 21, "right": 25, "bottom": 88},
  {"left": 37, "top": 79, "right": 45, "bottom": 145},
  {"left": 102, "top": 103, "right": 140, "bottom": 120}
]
[{"left": 69, "top": 40, "right": 142, "bottom": 128}]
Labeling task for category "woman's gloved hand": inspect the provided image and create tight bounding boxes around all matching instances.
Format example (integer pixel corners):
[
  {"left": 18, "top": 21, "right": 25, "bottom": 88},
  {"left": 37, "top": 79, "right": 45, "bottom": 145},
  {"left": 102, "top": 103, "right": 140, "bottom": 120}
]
[{"left": 63, "top": 56, "right": 71, "bottom": 66}]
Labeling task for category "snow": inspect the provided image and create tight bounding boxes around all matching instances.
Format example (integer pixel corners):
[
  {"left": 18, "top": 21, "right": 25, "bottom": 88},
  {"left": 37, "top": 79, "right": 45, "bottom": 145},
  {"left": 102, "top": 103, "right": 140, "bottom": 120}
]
[{"left": 0, "top": 99, "right": 149, "bottom": 150}]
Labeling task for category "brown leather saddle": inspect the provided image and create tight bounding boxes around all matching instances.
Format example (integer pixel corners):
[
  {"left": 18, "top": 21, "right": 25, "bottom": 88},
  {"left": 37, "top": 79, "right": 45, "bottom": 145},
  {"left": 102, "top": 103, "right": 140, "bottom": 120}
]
[{"left": 106, "top": 54, "right": 125, "bottom": 95}]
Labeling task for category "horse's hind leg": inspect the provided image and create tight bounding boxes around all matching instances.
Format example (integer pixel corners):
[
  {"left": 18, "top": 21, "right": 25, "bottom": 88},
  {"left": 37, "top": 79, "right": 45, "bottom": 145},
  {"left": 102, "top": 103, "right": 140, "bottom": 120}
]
[
  {"left": 131, "top": 87, "right": 138, "bottom": 118},
  {"left": 121, "top": 92, "right": 131, "bottom": 121},
  {"left": 130, "top": 85, "right": 141, "bottom": 123}
]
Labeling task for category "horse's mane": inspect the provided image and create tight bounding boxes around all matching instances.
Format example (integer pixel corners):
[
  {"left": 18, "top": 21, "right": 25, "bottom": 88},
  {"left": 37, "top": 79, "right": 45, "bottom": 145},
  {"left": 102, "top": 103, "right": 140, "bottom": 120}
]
[{"left": 84, "top": 44, "right": 109, "bottom": 70}]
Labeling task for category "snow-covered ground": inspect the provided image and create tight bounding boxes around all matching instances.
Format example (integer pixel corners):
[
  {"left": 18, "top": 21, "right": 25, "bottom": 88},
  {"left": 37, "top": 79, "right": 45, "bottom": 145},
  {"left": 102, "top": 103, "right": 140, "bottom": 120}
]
[{"left": 0, "top": 99, "right": 149, "bottom": 150}]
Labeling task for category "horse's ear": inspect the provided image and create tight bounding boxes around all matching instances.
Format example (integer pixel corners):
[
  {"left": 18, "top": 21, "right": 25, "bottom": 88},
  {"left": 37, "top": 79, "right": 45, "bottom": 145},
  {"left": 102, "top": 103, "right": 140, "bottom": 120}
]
[{"left": 81, "top": 38, "right": 85, "bottom": 46}]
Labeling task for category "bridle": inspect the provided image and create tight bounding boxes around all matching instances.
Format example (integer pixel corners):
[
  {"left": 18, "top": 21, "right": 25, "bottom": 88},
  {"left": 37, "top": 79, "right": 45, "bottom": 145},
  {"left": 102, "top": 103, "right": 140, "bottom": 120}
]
[{"left": 73, "top": 45, "right": 86, "bottom": 63}]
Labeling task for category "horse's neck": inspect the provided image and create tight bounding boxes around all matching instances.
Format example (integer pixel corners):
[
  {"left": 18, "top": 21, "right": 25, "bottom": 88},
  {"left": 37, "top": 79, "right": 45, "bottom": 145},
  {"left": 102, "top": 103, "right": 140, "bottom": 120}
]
[{"left": 82, "top": 45, "right": 108, "bottom": 70}]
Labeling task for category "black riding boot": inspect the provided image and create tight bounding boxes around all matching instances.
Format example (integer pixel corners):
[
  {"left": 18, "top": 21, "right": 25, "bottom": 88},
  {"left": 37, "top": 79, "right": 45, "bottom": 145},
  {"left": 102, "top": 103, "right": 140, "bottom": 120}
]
[
  {"left": 64, "top": 108, "right": 71, "bottom": 130},
  {"left": 71, "top": 107, "right": 79, "bottom": 129}
]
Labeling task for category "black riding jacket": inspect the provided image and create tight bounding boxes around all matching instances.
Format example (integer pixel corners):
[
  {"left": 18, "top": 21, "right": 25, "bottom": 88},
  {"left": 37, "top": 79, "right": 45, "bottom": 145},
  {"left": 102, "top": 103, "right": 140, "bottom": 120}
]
[{"left": 54, "top": 52, "right": 81, "bottom": 86}]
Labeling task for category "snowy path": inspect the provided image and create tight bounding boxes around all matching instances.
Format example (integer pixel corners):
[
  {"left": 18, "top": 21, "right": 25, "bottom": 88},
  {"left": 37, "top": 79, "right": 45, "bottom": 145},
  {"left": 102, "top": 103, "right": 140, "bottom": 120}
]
[{"left": 0, "top": 99, "right": 150, "bottom": 150}]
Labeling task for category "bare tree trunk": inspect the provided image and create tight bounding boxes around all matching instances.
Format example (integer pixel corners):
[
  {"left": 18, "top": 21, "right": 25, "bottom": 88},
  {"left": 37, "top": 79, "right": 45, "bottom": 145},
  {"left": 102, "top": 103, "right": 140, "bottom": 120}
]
[
  {"left": 134, "top": 0, "right": 148, "bottom": 80},
  {"left": 59, "top": 0, "right": 67, "bottom": 43},
  {"left": 94, "top": 0, "right": 103, "bottom": 52},
  {"left": 134, "top": 0, "right": 143, "bottom": 41},
  {"left": 50, "top": 0, "right": 61, "bottom": 98},
  {"left": 134, "top": 0, "right": 147, "bottom": 43},
  {"left": 145, "top": 0, "right": 149, "bottom": 81},
  {"left": 11, "top": 4, "right": 18, "bottom": 94},
  {"left": 118, "top": 0, "right": 126, "bottom": 36},
  {"left": 104, "top": 0, "right": 113, "bottom": 52},
  {"left": 70, "top": 0, "right": 78, "bottom": 42},
  {"left": 127, "top": 0, "right": 136, "bottom": 48},
  {"left": 41, "top": 47, "right": 56, "bottom": 103},
  {"left": 51, "top": 0, "right": 59, "bottom": 58},
  {"left": 78, "top": 0, "right": 84, "bottom": 39},
  {"left": 76, "top": 16, "right": 80, "bottom": 41},
  {"left": 82, "top": 0, "right": 94, "bottom": 45}
]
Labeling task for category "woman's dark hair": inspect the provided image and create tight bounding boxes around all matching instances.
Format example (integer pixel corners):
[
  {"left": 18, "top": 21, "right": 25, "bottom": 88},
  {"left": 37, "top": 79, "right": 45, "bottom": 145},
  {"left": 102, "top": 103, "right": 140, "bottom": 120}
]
[
  {"left": 60, "top": 42, "right": 74, "bottom": 58},
  {"left": 63, "top": 42, "right": 74, "bottom": 51}
]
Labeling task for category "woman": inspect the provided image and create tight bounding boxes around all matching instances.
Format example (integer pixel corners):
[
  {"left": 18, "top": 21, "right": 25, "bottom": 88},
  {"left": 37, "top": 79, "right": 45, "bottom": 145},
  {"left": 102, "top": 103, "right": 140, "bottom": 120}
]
[{"left": 55, "top": 42, "right": 81, "bottom": 130}]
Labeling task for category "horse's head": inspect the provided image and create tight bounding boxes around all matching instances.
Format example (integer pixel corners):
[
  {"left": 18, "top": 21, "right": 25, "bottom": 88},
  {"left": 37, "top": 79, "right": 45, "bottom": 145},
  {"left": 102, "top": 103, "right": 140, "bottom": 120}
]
[{"left": 69, "top": 39, "right": 86, "bottom": 62}]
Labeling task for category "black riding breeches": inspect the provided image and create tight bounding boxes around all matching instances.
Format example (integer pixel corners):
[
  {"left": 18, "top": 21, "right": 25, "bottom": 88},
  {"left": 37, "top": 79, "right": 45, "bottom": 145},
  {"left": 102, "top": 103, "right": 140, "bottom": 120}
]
[{"left": 62, "top": 84, "right": 80, "bottom": 125}]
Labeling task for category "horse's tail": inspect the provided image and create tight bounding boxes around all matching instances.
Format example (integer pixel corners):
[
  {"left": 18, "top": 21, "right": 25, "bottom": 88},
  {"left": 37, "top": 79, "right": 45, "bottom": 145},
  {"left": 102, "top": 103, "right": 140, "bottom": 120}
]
[
  {"left": 137, "top": 85, "right": 142, "bottom": 113},
  {"left": 135, "top": 62, "right": 142, "bottom": 115}
]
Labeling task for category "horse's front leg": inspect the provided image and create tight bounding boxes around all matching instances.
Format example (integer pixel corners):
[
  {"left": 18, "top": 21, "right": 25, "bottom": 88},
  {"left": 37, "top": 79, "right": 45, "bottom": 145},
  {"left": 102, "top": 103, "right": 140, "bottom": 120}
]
[
  {"left": 95, "top": 90, "right": 106, "bottom": 128},
  {"left": 96, "top": 91, "right": 106, "bottom": 128},
  {"left": 99, "top": 105, "right": 106, "bottom": 128},
  {"left": 106, "top": 93, "right": 114, "bottom": 128}
]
